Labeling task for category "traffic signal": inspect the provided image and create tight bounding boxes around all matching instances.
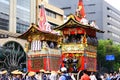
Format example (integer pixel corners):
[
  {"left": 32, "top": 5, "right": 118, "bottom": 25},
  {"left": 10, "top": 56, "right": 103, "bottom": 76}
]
[{"left": 0, "top": 34, "right": 8, "bottom": 38}]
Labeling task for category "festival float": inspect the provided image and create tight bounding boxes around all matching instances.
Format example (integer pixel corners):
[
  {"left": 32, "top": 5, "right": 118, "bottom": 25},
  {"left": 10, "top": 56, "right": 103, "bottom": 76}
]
[
  {"left": 54, "top": 0, "right": 104, "bottom": 72},
  {"left": 18, "top": 3, "right": 62, "bottom": 72}
]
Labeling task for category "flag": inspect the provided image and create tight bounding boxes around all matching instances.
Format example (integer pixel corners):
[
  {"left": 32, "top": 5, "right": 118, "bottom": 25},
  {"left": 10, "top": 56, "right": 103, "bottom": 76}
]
[
  {"left": 38, "top": 4, "right": 51, "bottom": 32},
  {"left": 38, "top": 4, "right": 47, "bottom": 30},
  {"left": 77, "top": 0, "right": 86, "bottom": 18},
  {"left": 44, "top": 22, "right": 51, "bottom": 32}
]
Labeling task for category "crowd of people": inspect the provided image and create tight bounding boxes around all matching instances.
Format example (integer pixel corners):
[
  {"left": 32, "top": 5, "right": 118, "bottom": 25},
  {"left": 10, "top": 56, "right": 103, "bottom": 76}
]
[
  {"left": 1, "top": 67, "right": 120, "bottom": 80},
  {"left": 78, "top": 70, "right": 120, "bottom": 80},
  {"left": 0, "top": 68, "right": 70, "bottom": 80}
]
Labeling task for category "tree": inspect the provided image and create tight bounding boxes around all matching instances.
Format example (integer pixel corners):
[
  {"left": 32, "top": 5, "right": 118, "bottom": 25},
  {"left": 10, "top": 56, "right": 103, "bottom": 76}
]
[{"left": 97, "top": 40, "right": 120, "bottom": 73}]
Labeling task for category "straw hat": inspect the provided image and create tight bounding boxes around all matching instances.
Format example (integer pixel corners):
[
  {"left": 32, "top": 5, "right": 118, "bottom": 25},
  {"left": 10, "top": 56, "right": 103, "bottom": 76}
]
[
  {"left": 28, "top": 71, "right": 36, "bottom": 77},
  {"left": 17, "top": 71, "right": 23, "bottom": 74},
  {"left": 40, "top": 69, "right": 45, "bottom": 73},
  {"left": 11, "top": 70, "right": 23, "bottom": 75},
  {"left": 0, "top": 70, "right": 7, "bottom": 74},
  {"left": 11, "top": 70, "right": 19, "bottom": 74},
  {"left": 51, "top": 71, "right": 56, "bottom": 74},
  {"left": 57, "top": 70, "right": 61, "bottom": 74},
  {"left": 45, "top": 71, "right": 51, "bottom": 74}
]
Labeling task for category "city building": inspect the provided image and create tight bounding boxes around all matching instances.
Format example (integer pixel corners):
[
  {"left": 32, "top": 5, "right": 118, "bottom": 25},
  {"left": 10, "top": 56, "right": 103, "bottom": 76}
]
[
  {"left": 0, "top": 0, "right": 64, "bottom": 34},
  {"left": 0, "top": 0, "right": 30, "bottom": 33},
  {"left": 49, "top": 0, "right": 120, "bottom": 44}
]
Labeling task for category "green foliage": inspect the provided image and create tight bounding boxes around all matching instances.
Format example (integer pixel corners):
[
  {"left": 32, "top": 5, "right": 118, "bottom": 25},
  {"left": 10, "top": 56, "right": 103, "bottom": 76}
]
[{"left": 97, "top": 39, "right": 120, "bottom": 72}]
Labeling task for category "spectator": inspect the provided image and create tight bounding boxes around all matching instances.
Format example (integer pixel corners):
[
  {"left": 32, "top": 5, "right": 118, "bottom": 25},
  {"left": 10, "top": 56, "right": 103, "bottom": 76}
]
[
  {"left": 50, "top": 71, "right": 57, "bottom": 80},
  {"left": 59, "top": 67, "right": 72, "bottom": 80},
  {"left": 90, "top": 72, "right": 97, "bottom": 80},
  {"left": 11, "top": 70, "right": 20, "bottom": 80},
  {"left": 0, "top": 70, "right": 9, "bottom": 80},
  {"left": 27, "top": 71, "right": 37, "bottom": 80},
  {"left": 80, "top": 70, "right": 90, "bottom": 80}
]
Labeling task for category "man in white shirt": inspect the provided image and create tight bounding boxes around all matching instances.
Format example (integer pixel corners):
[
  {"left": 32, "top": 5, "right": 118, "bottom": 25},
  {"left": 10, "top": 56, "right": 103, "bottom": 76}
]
[{"left": 90, "top": 72, "right": 97, "bottom": 80}]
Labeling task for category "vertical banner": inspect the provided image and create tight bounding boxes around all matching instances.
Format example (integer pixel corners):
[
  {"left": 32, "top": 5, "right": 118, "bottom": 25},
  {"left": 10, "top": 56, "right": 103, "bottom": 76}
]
[
  {"left": 38, "top": 4, "right": 46, "bottom": 30},
  {"left": 38, "top": 3, "right": 51, "bottom": 32}
]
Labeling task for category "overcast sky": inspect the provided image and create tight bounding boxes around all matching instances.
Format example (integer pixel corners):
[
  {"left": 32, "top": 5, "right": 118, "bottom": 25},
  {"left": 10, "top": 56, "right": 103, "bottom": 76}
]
[{"left": 105, "top": 0, "right": 120, "bottom": 11}]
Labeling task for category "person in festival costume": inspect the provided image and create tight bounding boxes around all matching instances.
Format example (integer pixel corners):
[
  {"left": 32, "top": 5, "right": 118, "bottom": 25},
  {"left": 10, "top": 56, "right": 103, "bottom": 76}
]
[
  {"left": 11, "top": 70, "right": 20, "bottom": 80},
  {"left": 27, "top": 71, "right": 37, "bottom": 80},
  {"left": 44, "top": 71, "right": 51, "bottom": 80},
  {"left": 35, "top": 69, "right": 45, "bottom": 80},
  {"left": 63, "top": 54, "right": 70, "bottom": 70},
  {"left": 49, "top": 71, "right": 58, "bottom": 80},
  {"left": 72, "top": 56, "right": 79, "bottom": 73},
  {"left": 16, "top": 71, "right": 25, "bottom": 80},
  {"left": 11, "top": 70, "right": 25, "bottom": 80},
  {"left": 0, "top": 70, "right": 9, "bottom": 80}
]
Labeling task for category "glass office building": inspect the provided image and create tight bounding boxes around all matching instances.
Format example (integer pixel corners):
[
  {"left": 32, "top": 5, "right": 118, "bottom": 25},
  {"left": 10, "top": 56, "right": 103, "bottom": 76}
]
[
  {"left": 0, "top": 0, "right": 10, "bottom": 30},
  {"left": 0, "top": 0, "right": 30, "bottom": 34},
  {"left": 16, "top": 0, "right": 30, "bottom": 33}
]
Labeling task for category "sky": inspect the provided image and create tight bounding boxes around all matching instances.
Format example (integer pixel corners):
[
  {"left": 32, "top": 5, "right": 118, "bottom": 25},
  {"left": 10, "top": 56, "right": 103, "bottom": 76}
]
[{"left": 105, "top": 0, "right": 120, "bottom": 11}]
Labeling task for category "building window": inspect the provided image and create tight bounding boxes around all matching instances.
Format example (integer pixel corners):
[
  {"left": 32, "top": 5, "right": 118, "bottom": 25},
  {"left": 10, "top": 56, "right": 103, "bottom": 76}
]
[
  {"left": 107, "top": 7, "right": 120, "bottom": 19},
  {"left": 107, "top": 7, "right": 110, "bottom": 10},
  {"left": 0, "top": 18, "right": 9, "bottom": 30},
  {"left": 87, "top": 12, "right": 95, "bottom": 14},
  {"left": 107, "top": 23, "right": 110, "bottom": 25},
  {"left": 46, "top": 9, "right": 56, "bottom": 18},
  {"left": 16, "top": 0, "right": 30, "bottom": 25},
  {"left": 107, "top": 15, "right": 110, "bottom": 17},
  {"left": 16, "top": 23, "right": 28, "bottom": 34},
  {"left": 85, "top": 4, "right": 96, "bottom": 6},
  {"left": 0, "top": 0, "right": 9, "bottom": 31},
  {"left": 61, "top": 7, "right": 71, "bottom": 10},
  {"left": 107, "top": 30, "right": 111, "bottom": 33}
]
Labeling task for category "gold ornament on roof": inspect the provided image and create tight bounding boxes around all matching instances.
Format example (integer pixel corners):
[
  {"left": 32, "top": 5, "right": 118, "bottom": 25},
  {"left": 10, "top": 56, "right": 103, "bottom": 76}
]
[
  {"left": 31, "top": 28, "right": 35, "bottom": 32},
  {"left": 67, "top": 14, "right": 75, "bottom": 20}
]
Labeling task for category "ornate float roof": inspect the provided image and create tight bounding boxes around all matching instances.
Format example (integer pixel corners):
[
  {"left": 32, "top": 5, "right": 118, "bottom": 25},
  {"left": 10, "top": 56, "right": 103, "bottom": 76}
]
[
  {"left": 54, "top": 14, "right": 104, "bottom": 33},
  {"left": 18, "top": 23, "right": 61, "bottom": 42}
]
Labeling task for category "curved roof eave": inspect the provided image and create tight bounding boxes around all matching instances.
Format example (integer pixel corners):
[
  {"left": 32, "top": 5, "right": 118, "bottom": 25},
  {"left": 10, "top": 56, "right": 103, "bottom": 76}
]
[
  {"left": 17, "top": 24, "right": 39, "bottom": 39},
  {"left": 18, "top": 24, "right": 61, "bottom": 40},
  {"left": 54, "top": 17, "right": 104, "bottom": 33}
]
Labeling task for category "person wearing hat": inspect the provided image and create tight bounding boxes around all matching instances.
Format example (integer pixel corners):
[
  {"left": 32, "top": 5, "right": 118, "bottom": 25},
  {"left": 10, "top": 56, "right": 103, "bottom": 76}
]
[
  {"left": 37, "top": 69, "right": 46, "bottom": 80},
  {"left": 26, "top": 71, "right": 37, "bottom": 80},
  {"left": 58, "top": 67, "right": 72, "bottom": 80},
  {"left": 11, "top": 70, "right": 21, "bottom": 80},
  {"left": 0, "top": 70, "right": 9, "bottom": 80},
  {"left": 57, "top": 70, "right": 61, "bottom": 79},
  {"left": 44, "top": 71, "right": 51, "bottom": 80},
  {"left": 16, "top": 71, "right": 25, "bottom": 80},
  {"left": 50, "top": 71, "right": 58, "bottom": 80}
]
